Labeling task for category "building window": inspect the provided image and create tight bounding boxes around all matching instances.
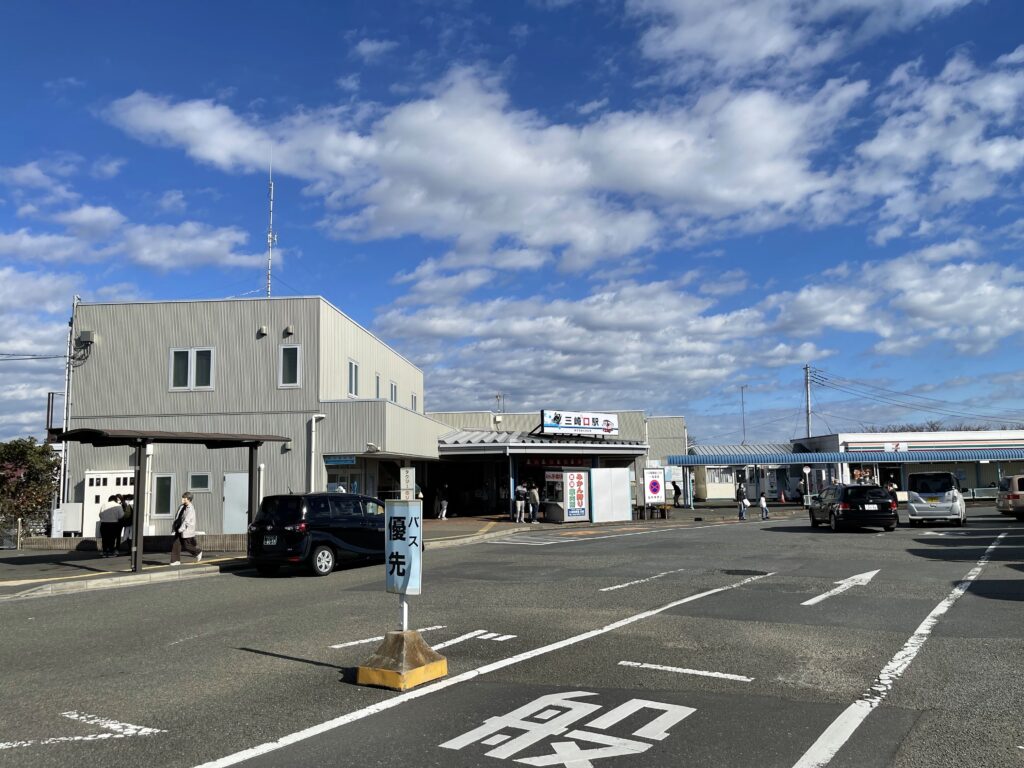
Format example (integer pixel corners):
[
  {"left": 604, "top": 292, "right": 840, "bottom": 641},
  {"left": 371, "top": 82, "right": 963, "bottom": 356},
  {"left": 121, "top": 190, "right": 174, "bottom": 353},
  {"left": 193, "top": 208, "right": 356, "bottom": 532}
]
[
  {"left": 348, "top": 360, "right": 359, "bottom": 397},
  {"left": 375, "top": 373, "right": 381, "bottom": 399},
  {"left": 707, "top": 467, "right": 736, "bottom": 484},
  {"left": 389, "top": 381, "right": 398, "bottom": 403},
  {"left": 153, "top": 474, "right": 175, "bottom": 517},
  {"left": 279, "top": 345, "right": 301, "bottom": 388},
  {"left": 169, "top": 348, "right": 215, "bottom": 391},
  {"left": 189, "top": 473, "right": 211, "bottom": 492},
  {"left": 411, "top": 393, "right": 418, "bottom": 412}
]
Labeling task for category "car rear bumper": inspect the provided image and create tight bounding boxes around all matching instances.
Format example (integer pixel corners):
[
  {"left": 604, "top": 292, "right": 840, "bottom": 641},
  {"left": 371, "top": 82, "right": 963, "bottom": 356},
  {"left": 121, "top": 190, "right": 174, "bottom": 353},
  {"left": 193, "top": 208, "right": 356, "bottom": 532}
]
[
  {"left": 907, "top": 503, "right": 960, "bottom": 520},
  {"left": 835, "top": 513, "right": 898, "bottom": 527}
]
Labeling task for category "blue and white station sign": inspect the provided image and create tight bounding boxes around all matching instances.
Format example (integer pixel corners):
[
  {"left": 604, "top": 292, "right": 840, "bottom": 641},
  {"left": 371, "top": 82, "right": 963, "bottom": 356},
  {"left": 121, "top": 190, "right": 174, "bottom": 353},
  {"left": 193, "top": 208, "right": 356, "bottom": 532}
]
[
  {"left": 541, "top": 409, "right": 619, "bottom": 437},
  {"left": 385, "top": 500, "right": 422, "bottom": 596}
]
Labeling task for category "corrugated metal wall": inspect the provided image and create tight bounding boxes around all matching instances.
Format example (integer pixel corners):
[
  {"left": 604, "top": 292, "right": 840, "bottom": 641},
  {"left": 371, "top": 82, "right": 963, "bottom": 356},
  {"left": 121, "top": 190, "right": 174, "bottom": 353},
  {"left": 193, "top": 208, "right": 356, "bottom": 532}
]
[
  {"left": 428, "top": 410, "right": 650, "bottom": 442},
  {"left": 647, "top": 416, "right": 687, "bottom": 463}
]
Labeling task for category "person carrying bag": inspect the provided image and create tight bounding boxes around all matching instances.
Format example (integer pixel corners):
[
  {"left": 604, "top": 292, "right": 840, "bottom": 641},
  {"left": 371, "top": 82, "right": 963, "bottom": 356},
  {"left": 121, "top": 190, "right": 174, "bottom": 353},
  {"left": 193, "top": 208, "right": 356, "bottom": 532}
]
[{"left": 169, "top": 491, "right": 203, "bottom": 565}]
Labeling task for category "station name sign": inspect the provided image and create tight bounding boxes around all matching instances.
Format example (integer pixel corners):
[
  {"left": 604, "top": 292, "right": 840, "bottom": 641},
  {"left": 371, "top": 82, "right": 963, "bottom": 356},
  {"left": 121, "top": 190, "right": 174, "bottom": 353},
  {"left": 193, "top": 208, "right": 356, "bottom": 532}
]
[{"left": 541, "top": 410, "right": 619, "bottom": 438}]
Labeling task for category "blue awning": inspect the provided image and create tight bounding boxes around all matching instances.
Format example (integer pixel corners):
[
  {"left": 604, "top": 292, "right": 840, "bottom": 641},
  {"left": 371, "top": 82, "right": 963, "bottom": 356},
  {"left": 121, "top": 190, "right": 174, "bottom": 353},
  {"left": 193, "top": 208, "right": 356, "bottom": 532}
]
[{"left": 667, "top": 449, "right": 1024, "bottom": 466}]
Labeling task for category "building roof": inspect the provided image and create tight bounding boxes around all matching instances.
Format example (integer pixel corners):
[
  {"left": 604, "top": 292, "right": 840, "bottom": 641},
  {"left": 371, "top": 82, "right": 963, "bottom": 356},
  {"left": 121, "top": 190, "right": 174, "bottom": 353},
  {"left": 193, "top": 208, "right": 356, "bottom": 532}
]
[
  {"left": 689, "top": 443, "right": 792, "bottom": 456},
  {"left": 669, "top": 449, "right": 1024, "bottom": 466},
  {"left": 58, "top": 428, "right": 289, "bottom": 450},
  {"left": 438, "top": 429, "right": 647, "bottom": 456}
]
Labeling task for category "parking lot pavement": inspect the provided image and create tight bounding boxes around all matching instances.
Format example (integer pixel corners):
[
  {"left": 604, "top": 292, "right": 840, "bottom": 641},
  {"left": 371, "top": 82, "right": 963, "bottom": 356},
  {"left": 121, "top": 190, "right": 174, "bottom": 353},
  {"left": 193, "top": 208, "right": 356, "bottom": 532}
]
[{"left": 1, "top": 508, "right": 1020, "bottom": 767}]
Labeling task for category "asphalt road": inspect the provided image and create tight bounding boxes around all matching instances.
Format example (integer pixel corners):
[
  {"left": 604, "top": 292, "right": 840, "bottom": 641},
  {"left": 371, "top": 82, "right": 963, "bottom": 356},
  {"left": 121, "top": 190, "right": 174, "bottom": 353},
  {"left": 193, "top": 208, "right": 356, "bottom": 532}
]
[{"left": 1, "top": 508, "right": 1022, "bottom": 768}]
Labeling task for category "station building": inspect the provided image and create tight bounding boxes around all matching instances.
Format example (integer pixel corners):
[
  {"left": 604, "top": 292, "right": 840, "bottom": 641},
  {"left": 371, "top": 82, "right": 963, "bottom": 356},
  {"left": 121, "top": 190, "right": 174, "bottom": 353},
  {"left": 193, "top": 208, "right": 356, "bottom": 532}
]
[{"left": 53, "top": 297, "right": 686, "bottom": 537}]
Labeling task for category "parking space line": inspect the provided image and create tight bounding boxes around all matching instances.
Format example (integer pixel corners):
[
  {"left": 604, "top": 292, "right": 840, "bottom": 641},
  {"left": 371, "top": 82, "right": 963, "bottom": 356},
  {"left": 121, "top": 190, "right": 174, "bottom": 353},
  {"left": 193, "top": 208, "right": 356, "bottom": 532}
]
[
  {"left": 433, "top": 630, "right": 488, "bottom": 649},
  {"left": 192, "top": 571, "right": 774, "bottom": 768},
  {"left": 329, "top": 626, "right": 446, "bottom": 649},
  {"left": 600, "top": 568, "right": 687, "bottom": 592},
  {"left": 618, "top": 660, "right": 753, "bottom": 682},
  {"left": 792, "top": 532, "right": 1007, "bottom": 768}
]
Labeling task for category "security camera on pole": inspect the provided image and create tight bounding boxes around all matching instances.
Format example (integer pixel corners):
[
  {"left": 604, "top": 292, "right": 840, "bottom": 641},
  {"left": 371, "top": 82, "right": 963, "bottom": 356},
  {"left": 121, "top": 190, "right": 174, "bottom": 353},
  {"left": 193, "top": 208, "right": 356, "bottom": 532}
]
[{"left": 356, "top": 467, "right": 448, "bottom": 691}]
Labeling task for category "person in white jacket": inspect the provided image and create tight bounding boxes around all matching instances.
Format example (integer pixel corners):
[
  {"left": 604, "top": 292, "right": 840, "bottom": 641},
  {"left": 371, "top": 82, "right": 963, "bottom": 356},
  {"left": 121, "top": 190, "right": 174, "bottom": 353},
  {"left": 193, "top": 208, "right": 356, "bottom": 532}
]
[{"left": 170, "top": 492, "right": 203, "bottom": 565}]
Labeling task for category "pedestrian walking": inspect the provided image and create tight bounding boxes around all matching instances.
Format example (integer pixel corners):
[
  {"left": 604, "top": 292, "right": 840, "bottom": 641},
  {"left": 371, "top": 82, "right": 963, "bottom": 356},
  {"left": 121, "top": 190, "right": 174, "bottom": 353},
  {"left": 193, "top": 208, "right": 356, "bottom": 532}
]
[
  {"left": 672, "top": 481, "right": 682, "bottom": 508},
  {"left": 170, "top": 492, "right": 203, "bottom": 565},
  {"left": 437, "top": 484, "right": 449, "bottom": 520},
  {"left": 116, "top": 493, "right": 133, "bottom": 553},
  {"left": 759, "top": 491, "right": 769, "bottom": 520},
  {"left": 527, "top": 481, "right": 541, "bottom": 524},
  {"left": 98, "top": 495, "right": 123, "bottom": 557},
  {"left": 736, "top": 483, "right": 748, "bottom": 521},
  {"left": 514, "top": 481, "right": 527, "bottom": 523}
]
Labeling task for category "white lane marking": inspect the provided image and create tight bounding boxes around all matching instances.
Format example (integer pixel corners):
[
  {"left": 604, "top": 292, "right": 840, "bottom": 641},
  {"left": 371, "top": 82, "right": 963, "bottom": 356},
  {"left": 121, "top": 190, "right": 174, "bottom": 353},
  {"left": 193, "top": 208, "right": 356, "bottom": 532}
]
[
  {"left": 792, "top": 533, "right": 1007, "bottom": 768},
  {"left": 600, "top": 568, "right": 687, "bottom": 592},
  {"left": 434, "top": 629, "right": 488, "bottom": 649},
  {"left": 494, "top": 634, "right": 516, "bottom": 642},
  {"left": 168, "top": 634, "right": 200, "bottom": 646},
  {"left": 801, "top": 570, "right": 880, "bottom": 607},
  {"left": 487, "top": 522, "right": 736, "bottom": 547},
  {"left": 192, "top": 571, "right": 774, "bottom": 768},
  {"left": 478, "top": 632, "right": 498, "bottom": 640},
  {"left": 0, "top": 711, "right": 165, "bottom": 750},
  {"left": 329, "top": 625, "right": 445, "bottom": 649},
  {"left": 618, "top": 660, "right": 753, "bottom": 682}
]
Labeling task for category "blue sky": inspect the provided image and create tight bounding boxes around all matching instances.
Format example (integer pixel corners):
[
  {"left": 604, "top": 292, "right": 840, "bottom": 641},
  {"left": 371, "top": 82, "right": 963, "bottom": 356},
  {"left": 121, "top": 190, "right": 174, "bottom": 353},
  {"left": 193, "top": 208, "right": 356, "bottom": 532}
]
[{"left": 3, "top": 0, "right": 1024, "bottom": 442}]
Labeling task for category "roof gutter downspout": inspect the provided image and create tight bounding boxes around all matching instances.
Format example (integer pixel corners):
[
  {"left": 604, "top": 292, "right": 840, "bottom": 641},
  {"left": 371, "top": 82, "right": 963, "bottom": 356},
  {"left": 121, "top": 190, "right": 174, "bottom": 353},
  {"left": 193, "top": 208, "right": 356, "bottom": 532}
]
[{"left": 308, "top": 414, "right": 327, "bottom": 493}]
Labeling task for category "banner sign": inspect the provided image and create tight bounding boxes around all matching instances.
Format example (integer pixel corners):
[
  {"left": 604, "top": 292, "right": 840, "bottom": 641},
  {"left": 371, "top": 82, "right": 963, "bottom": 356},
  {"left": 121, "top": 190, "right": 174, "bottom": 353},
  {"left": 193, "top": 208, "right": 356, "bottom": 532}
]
[
  {"left": 541, "top": 410, "right": 619, "bottom": 437},
  {"left": 563, "top": 471, "right": 589, "bottom": 520},
  {"left": 644, "top": 468, "right": 666, "bottom": 505},
  {"left": 399, "top": 468, "right": 416, "bottom": 501},
  {"left": 385, "top": 500, "right": 422, "bottom": 595}
]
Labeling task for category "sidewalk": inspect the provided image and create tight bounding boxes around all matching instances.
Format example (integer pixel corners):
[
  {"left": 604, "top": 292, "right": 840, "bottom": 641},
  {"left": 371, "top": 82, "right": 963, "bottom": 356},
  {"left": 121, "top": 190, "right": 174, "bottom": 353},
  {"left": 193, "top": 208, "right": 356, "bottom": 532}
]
[{"left": 0, "top": 504, "right": 807, "bottom": 600}]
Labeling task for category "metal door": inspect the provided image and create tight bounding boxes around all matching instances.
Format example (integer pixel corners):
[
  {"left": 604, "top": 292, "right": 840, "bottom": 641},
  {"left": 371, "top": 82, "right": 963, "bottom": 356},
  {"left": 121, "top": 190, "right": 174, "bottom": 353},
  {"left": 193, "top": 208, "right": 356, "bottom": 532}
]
[{"left": 223, "top": 472, "right": 249, "bottom": 534}]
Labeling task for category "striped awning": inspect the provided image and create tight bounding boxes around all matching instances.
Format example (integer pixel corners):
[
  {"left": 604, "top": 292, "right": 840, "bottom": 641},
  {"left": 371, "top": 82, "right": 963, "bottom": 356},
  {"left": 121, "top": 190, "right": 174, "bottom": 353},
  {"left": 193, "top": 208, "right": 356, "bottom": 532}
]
[{"left": 667, "top": 449, "right": 1024, "bottom": 466}]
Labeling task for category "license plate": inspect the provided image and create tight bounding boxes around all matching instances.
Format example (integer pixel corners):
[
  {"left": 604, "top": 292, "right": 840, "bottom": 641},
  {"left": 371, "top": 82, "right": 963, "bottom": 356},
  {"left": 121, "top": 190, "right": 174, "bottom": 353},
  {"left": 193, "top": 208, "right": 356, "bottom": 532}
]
[
  {"left": 263, "top": 535, "right": 277, "bottom": 546},
  {"left": 925, "top": 497, "right": 939, "bottom": 503},
  {"left": 864, "top": 504, "right": 877, "bottom": 510}
]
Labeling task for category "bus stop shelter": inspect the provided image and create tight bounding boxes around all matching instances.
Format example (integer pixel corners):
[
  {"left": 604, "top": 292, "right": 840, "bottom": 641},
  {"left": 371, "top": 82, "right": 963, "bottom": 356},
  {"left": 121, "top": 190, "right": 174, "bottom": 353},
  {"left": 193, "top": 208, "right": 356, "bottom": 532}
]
[{"left": 58, "top": 428, "right": 289, "bottom": 573}]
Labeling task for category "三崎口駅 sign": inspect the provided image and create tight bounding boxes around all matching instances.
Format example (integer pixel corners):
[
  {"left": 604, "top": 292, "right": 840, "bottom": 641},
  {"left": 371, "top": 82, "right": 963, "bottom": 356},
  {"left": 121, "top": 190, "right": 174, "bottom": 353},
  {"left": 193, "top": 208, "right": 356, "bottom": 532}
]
[{"left": 541, "top": 410, "right": 619, "bottom": 437}]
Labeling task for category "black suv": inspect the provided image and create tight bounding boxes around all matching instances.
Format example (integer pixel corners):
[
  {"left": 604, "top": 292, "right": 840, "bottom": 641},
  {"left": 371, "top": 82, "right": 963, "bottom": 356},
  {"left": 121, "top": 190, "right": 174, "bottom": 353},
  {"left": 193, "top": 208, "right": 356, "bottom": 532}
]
[
  {"left": 248, "top": 493, "right": 386, "bottom": 576},
  {"left": 809, "top": 484, "right": 898, "bottom": 532}
]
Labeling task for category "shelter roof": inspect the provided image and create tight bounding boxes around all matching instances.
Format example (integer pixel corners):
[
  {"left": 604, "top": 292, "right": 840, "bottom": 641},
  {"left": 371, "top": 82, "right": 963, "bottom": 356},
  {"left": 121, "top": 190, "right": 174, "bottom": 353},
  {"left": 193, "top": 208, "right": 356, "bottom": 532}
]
[{"left": 58, "top": 428, "right": 289, "bottom": 449}]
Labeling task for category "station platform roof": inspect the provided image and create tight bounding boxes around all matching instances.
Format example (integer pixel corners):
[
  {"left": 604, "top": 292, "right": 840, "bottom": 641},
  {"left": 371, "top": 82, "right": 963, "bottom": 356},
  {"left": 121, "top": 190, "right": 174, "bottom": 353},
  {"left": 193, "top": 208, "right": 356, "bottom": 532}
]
[{"left": 668, "top": 449, "right": 1024, "bottom": 466}]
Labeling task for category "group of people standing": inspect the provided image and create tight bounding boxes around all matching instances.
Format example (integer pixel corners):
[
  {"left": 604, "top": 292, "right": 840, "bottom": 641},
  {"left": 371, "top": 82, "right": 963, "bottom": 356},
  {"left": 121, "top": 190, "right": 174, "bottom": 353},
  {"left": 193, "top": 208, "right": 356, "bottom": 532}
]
[
  {"left": 513, "top": 480, "right": 541, "bottom": 524},
  {"left": 97, "top": 494, "right": 133, "bottom": 557},
  {"left": 735, "top": 484, "right": 770, "bottom": 521}
]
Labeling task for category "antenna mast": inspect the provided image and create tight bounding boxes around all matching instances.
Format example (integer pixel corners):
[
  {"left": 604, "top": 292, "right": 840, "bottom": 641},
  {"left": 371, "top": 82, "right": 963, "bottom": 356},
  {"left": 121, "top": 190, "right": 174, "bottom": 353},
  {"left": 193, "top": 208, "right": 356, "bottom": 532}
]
[{"left": 266, "top": 150, "right": 277, "bottom": 297}]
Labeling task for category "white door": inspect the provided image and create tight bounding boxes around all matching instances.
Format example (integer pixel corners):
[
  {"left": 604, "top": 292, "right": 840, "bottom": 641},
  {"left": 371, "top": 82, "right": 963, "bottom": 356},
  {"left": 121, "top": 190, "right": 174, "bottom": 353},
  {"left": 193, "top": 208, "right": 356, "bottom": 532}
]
[{"left": 223, "top": 473, "right": 249, "bottom": 534}]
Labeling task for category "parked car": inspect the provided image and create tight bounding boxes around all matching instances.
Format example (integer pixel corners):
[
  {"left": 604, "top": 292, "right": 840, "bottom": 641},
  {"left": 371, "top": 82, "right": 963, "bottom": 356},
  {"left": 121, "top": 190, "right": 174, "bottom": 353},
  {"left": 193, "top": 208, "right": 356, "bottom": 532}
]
[
  {"left": 906, "top": 472, "right": 966, "bottom": 527},
  {"left": 248, "top": 492, "right": 386, "bottom": 576},
  {"left": 808, "top": 484, "right": 898, "bottom": 531},
  {"left": 995, "top": 475, "right": 1024, "bottom": 520}
]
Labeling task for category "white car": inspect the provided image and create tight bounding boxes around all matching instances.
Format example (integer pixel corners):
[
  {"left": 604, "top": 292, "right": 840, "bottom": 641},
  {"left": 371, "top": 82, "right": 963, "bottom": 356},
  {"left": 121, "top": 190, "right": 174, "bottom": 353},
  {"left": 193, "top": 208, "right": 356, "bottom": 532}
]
[
  {"left": 995, "top": 475, "right": 1024, "bottom": 519},
  {"left": 906, "top": 472, "right": 966, "bottom": 527}
]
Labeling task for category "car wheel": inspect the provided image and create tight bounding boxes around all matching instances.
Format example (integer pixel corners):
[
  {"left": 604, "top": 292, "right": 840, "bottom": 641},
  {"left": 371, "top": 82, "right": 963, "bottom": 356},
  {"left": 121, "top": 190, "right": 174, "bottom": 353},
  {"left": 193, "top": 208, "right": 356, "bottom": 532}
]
[
  {"left": 809, "top": 511, "right": 819, "bottom": 528},
  {"left": 957, "top": 513, "right": 966, "bottom": 527},
  {"left": 310, "top": 544, "right": 335, "bottom": 576},
  {"left": 829, "top": 512, "right": 841, "bottom": 532},
  {"left": 256, "top": 564, "right": 279, "bottom": 577}
]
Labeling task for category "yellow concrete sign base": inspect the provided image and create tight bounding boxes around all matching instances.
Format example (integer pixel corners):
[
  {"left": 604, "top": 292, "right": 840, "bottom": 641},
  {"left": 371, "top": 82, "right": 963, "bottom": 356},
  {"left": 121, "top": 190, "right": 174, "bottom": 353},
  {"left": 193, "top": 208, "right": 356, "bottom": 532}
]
[{"left": 356, "top": 630, "right": 448, "bottom": 691}]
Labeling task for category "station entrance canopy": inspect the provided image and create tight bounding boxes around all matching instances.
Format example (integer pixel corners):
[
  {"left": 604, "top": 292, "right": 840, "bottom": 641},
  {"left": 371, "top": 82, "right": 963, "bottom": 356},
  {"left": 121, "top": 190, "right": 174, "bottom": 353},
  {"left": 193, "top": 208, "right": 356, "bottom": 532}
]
[{"left": 668, "top": 449, "right": 1024, "bottom": 465}]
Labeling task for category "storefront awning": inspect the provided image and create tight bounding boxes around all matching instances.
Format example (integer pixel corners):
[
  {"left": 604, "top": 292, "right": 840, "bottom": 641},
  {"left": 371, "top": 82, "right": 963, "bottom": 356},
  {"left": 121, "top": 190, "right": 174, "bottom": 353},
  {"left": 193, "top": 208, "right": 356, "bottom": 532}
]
[
  {"left": 439, "top": 429, "right": 648, "bottom": 457},
  {"left": 669, "top": 449, "right": 1024, "bottom": 466}
]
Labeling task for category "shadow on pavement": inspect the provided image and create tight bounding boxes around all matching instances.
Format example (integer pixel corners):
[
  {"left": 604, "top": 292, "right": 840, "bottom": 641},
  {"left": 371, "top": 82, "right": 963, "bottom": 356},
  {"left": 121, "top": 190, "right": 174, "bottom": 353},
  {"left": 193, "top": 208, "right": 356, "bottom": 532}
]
[{"left": 237, "top": 646, "right": 344, "bottom": 671}]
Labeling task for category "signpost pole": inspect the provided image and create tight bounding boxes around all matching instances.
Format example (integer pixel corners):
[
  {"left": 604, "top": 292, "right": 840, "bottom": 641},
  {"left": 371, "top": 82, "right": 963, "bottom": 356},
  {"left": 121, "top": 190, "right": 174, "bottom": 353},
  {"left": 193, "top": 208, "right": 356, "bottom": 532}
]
[{"left": 399, "top": 594, "right": 409, "bottom": 632}]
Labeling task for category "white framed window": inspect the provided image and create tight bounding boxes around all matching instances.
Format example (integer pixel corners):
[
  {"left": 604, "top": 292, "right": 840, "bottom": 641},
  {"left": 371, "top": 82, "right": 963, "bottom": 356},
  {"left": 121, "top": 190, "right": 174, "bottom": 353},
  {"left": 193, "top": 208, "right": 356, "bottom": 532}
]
[
  {"left": 348, "top": 360, "right": 359, "bottom": 397},
  {"left": 389, "top": 381, "right": 398, "bottom": 403},
  {"left": 188, "top": 472, "right": 211, "bottom": 492},
  {"left": 375, "top": 373, "right": 381, "bottom": 399},
  {"left": 169, "top": 347, "right": 214, "bottom": 391},
  {"left": 411, "top": 392, "right": 418, "bottom": 412},
  {"left": 707, "top": 467, "right": 736, "bottom": 484},
  {"left": 279, "top": 345, "right": 301, "bottom": 388},
  {"left": 152, "top": 474, "right": 176, "bottom": 517}
]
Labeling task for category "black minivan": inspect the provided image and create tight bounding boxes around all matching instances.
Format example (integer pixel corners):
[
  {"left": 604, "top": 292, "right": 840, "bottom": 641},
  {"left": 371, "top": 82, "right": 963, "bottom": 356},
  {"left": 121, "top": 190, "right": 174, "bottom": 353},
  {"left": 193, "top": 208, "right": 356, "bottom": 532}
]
[
  {"left": 809, "top": 484, "right": 898, "bottom": 532},
  {"left": 248, "top": 493, "right": 386, "bottom": 576}
]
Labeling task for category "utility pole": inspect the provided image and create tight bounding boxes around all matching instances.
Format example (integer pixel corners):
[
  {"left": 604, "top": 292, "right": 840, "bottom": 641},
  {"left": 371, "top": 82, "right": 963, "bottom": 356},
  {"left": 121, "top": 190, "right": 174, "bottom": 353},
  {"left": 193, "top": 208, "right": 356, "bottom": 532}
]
[
  {"left": 266, "top": 151, "right": 277, "bottom": 297},
  {"left": 804, "top": 364, "right": 812, "bottom": 438},
  {"left": 740, "top": 385, "right": 748, "bottom": 444}
]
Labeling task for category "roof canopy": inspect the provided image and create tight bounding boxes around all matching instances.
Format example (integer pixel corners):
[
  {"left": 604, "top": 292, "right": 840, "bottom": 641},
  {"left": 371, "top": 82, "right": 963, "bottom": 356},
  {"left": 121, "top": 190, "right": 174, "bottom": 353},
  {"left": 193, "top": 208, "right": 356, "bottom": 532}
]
[
  {"left": 58, "top": 428, "right": 289, "bottom": 450},
  {"left": 670, "top": 449, "right": 1024, "bottom": 466},
  {"left": 439, "top": 429, "right": 647, "bottom": 456}
]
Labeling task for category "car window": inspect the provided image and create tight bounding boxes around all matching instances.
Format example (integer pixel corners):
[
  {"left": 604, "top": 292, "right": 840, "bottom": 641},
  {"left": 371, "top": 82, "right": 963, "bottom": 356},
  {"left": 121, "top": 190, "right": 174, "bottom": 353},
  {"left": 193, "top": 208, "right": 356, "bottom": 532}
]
[
  {"left": 363, "top": 500, "right": 384, "bottom": 517},
  {"left": 330, "top": 496, "right": 362, "bottom": 521},
  {"left": 254, "top": 496, "right": 303, "bottom": 525},
  {"left": 909, "top": 474, "right": 954, "bottom": 494},
  {"left": 1018, "top": 478, "right": 1024, "bottom": 492},
  {"left": 306, "top": 496, "right": 331, "bottom": 524},
  {"left": 843, "top": 486, "right": 891, "bottom": 503},
  {"left": 998, "top": 478, "right": 1011, "bottom": 492}
]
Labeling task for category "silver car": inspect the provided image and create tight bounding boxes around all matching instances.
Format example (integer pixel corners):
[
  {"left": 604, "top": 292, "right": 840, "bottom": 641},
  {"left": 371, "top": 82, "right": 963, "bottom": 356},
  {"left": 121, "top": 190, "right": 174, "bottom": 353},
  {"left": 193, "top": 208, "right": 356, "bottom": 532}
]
[
  {"left": 995, "top": 475, "right": 1024, "bottom": 519},
  {"left": 906, "top": 472, "right": 966, "bottom": 527}
]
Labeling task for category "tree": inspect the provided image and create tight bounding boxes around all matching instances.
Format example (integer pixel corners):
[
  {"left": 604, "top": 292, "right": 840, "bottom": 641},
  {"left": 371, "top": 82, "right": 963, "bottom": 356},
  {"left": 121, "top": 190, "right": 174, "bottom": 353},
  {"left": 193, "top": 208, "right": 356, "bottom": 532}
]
[{"left": 0, "top": 438, "right": 60, "bottom": 534}]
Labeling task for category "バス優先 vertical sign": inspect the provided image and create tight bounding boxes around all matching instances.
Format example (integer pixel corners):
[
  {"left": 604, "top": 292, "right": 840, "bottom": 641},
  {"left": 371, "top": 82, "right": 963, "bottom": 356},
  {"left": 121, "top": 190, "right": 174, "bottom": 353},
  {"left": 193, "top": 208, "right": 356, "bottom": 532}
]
[{"left": 385, "top": 500, "right": 422, "bottom": 595}]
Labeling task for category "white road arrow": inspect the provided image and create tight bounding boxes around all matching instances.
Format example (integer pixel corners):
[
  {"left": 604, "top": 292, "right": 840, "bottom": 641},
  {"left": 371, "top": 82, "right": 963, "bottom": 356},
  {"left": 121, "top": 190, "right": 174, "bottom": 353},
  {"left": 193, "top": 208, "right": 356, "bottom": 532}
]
[
  {"left": 801, "top": 570, "right": 880, "bottom": 606},
  {"left": 0, "top": 711, "right": 165, "bottom": 750}
]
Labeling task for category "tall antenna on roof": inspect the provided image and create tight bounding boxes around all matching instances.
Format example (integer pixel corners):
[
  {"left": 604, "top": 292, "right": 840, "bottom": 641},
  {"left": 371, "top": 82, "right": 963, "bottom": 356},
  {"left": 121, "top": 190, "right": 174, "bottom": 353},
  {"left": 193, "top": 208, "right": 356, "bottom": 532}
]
[{"left": 266, "top": 147, "right": 277, "bottom": 297}]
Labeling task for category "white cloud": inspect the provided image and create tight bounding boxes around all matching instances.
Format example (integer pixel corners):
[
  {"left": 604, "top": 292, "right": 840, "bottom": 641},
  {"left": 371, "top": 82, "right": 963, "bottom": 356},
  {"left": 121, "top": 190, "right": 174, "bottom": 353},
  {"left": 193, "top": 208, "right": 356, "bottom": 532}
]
[
  {"left": 52, "top": 204, "right": 126, "bottom": 238},
  {"left": 44, "top": 76, "right": 85, "bottom": 91},
  {"left": 997, "top": 45, "right": 1024, "bottom": 66},
  {"left": 117, "top": 222, "right": 263, "bottom": 269},
  {"left": 0, "top": 160, "right": 79, "bottom": 204},
  {"left": 336, "top": 74, "right": 360, "bottom": 92},
  {"left": 0, "top": 267, "right": 78, "bottom": 314},
  {"left": 90, "top": 157, "right": 127, "bottom": 179},
  {"left": 0, "top": 228, "right": 90, "bottom": 262},
  {"left": 157, "top": 189, "right": 187, "bottom": 213},
  {"left": 352, "top": 38, "right": 398, "bottom": 61},
  {"left": 699, "top": 268, "right": 748, "bottom": 296},
  {"left": 577, "top": 98, "right": 609, "bottom": 115}
]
